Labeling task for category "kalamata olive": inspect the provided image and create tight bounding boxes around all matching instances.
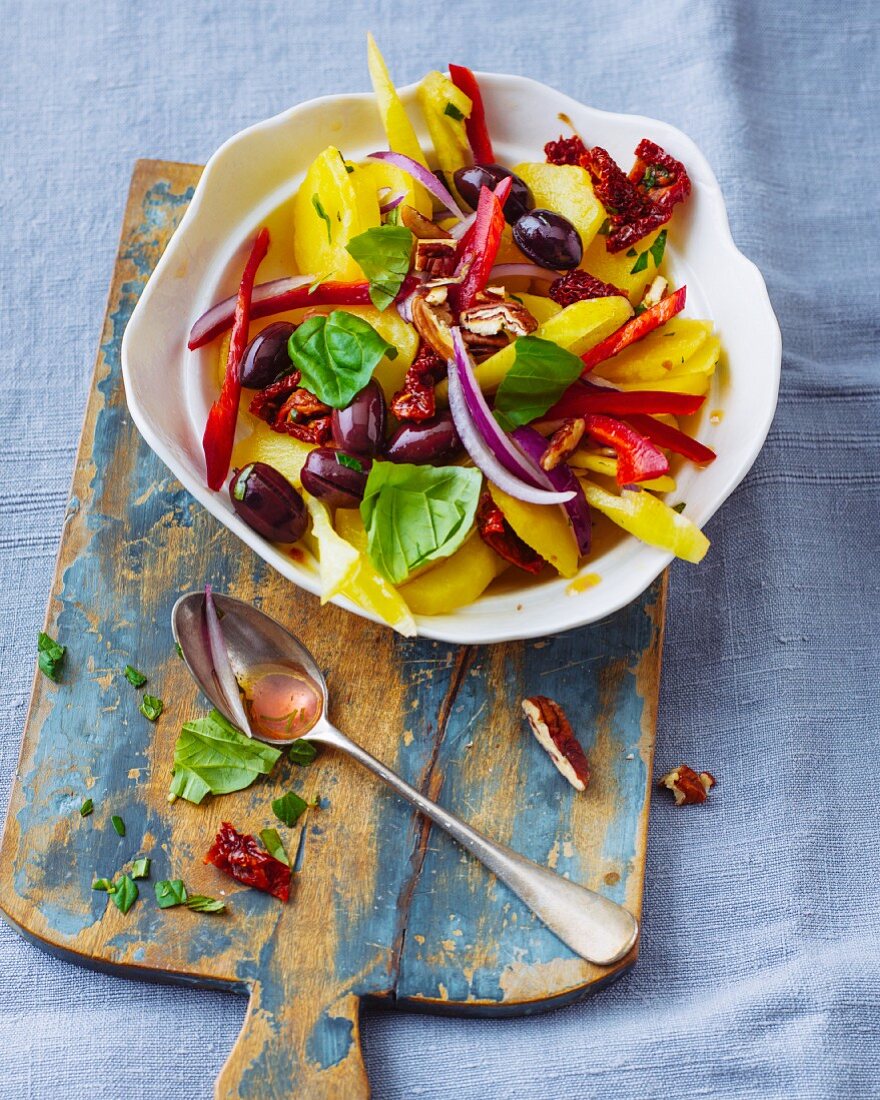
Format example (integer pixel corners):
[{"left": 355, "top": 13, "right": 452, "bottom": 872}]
[
  {"left": 385, "top": 411, "right": 461, "bottom": 465},
  {"left": 300, "top": 448, "right": 372, "bottom": 508},
  {"left": 229, "top": 462, "right": 307, "bottom": 543},
  {"left": 240, "top": 322, "right": 296, "bottom": 389},
  {"left": 453, "top": 164, "right": 534, "bottom": 224},
  {"left": 512, "top": 209, "right": 583, "bottom": 270},
  {"left": 331, "top": 380, "right": 386, "bottom": 456}
]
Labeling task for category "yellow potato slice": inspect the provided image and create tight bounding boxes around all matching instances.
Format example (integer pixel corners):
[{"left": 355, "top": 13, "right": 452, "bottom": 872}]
[
  {"left": 580, "top": 227, "right": 664, "bottom": 304},
  {"left": 398, "top": 532, "right": 508, "bottom": 615},
  {"left": 513, "top": 162, "right": 606, "bottom": 252},
  {"left": 593, "top": 320, "right": 713, "bottom": 384},
  {"left": 488, "top": 485, "right": 579, "bottom": 578}
]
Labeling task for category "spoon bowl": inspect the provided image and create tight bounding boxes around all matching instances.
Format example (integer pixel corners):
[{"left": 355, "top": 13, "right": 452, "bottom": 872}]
[{"left": 172, "top": 590, "right": 639, "bottom": 966}]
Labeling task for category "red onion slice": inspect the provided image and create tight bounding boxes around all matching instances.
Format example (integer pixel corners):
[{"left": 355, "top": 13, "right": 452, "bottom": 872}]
[
  {"left": 189, "top": 275, "right": 314, "bottom": 348},
  {"left": 511, "top": 427, "right": 593, "bottom": 556},
  {"left": 449, "top": 211, "right": 477, "bottom": 240},
  {"left": 380, "top": 193, "right": 405, "bottom": 214},
  {"left": 203, "top": 586, "right": 253, "bottom": 736},
  {"left": 368, "top": 150, "right": 466, "bottom": 220},
  {"left": 488, "top": 263, "right": 559, "bottom": 282},
  {"left": 448, "top": 331, "right": 574, "bottom": 505}
]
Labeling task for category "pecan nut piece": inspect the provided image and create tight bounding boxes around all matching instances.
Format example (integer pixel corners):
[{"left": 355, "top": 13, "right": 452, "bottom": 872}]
[
  {"left": 400, "top": 204, "right": 451, "bottom": 240},
  {"left": 541, "top": 418, "right": 586, "bottom": 471},
  {"left": 460, "top": 298, "right": 537, "bottom": 339},
  {"left": 657, "top": 764, "right": 716, "bottom": 806},
  {"left": 414, "top": 238, "right": 458, "bottom": 278},
  {"left": 411, "top": 289, "right": 455, "bottom": 360},
  {"left": 522, "top": 696, "right": 591, "bottom": 791}
]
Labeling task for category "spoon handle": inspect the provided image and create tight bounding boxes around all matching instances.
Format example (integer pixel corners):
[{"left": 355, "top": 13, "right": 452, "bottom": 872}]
[{"left": 312, "top": 722, "right": 638, "bottom": 966}]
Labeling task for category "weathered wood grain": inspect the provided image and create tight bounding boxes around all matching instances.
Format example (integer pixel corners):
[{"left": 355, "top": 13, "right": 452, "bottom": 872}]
[{"left": 0, "top": 161, "right": 666, "bottom": 1099}]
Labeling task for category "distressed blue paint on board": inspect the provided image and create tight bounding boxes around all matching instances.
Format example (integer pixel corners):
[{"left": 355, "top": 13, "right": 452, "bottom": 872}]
[{"left": 0, "top": 163, "right": 665, "bottom": 1099}]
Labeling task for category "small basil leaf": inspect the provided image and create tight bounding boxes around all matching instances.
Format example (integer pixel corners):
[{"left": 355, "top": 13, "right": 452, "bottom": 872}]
[
  {"left": 140, "top": 695, "right": 163, "bottom": 722},
  {"left": 169, "top": 709, "right": 281, "bottom": 805},
  {"left": 287, "top": 311, "right": 396, "bottom": 409},
  {"left": 360, "top": 462, "right": 482, "bottom": 585},
  {"left": 155, "top": 879, "right": 188, "bottom": 908},
  {"left": 37, "top": 632, "right": 66, "bottom": 682},
  {"left": 112, "top": 875, "right": 139, "bottom": 915},
  {"left": 111, "top": 815, "right": 126, "bottom": 837},
  {"left": 186, "top": 895, "right": 226, "bottom": 914},
  {"left": 345, "top": 224, "right": 413, "bottom": 311},
  {"left": 630, "top": 250, "right": 649, "bottom": 274},
  {"left": 130, "top": 858, "right": 151, "bottom": 880},
  {"left": 260, "top": 828, "right": 290, "bottom": 866},
  {"left": 493, "top": 336, "right": 586, "bottom": 431},
  {"left": 123, "top": 665, "right": 147, "bottom": 688},
  {"left": 288, "top": 739, "right": 318, "bottom": 766},
  {"left": 272, "top": 790, "right": 310, "bottom": 828},
  {"left": 80, "top": 798, "right": 93, "bottom": 817},
  {"left": 649, "top": 228, "right": 668, "bottom": 268}
]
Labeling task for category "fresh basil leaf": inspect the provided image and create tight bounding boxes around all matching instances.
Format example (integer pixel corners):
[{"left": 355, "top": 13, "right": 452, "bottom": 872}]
[
  {"left": 111, "top": 815, "right": 126, "bottom": 837},
  {"left": 37, "top": 631, "right": 66, "bottom": 682},
  {"left": 493, "top": 336, "right": 586, "bottom": 431},
  {"left": 629, "top": 250, "right": 649, "bottom": 274},
  {"left": 288, "top": 739, "right": 318, "bottom": 766},
  {"left": 186, "top": 895, "right": 226, "bottom": 914},
  {"left": 444, "top": 101, "right": 465, "bottom": 121},
  {"left": 360, "top": 462, "right": 482, "bottom": 585},
  {"left": 155, "top": 879, "right": 188, "bottom": 908},
  {"left": 124, "top": 665, "right": 147, "bottom": 688},
  {"left": 131, "top": 858, "right": 151, "bottom": 880},
  {"left": 260, "top": 828, "right": 290, "bottom": 866},
  {"left": 80, "top": 798, "right": 93, "bottom": 817},
  {"left": 312, "top": 193, "right": 332, "bottom": 243},
  {"left": 272, "top": 790, "right": 310, "bottom": 828},
  {"left": 287, "top": 311, "right": 396, "bottom": 409},
  {"left": 168, "top": 709, "right": 281, "bottom": 805},
  {"left": 336, "top": 453, "right": 364, "bottom": 473},
  {"left": 345, "top": 224, "right": 414, "bottom": 311},
  {"left": 140, "top": 694, "right": 163, "bottom": 721},
  {"left": 92, "top": 878, "right": 115, "bottom": 893},
  {"left": 649, "top": 228, "right": 668, "bottom": 268},
  {"left": 112, "top": 875, "right": 138, "bottom": 915}
]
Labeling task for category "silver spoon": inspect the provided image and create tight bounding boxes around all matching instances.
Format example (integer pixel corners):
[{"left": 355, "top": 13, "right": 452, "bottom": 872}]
[{"left": 172, "top": 591, "right": 638, "bottom": 966}]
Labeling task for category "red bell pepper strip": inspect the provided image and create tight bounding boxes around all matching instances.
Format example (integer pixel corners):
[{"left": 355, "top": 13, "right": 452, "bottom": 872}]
[
  {"left": 580, "top": 286, "right": 687, "bottom": 373},
  {"left": 450, "top": 177, "right": 511, "bottom": 311},
  {"left": 448, "top": 64, "right": 495, "bottom": 164},
  {"left": 547, "top": 381, "right": 705, "bottom": 420},
  {"left": 188, "top": 278, "right": 392, "bottom": 350},
  {"left": 202, "top": 227, "right": 270, "bottom": 490},
  {"left": 624, "top": 413, "right": 717, "bottom": 466},
  {"left": 583, "top": 414, "right": 669, "bottom": 485}
]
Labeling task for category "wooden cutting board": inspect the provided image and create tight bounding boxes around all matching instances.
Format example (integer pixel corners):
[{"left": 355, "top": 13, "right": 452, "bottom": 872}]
[{"left": 0, "top": 160, "right": 665, "bottom": 1099}]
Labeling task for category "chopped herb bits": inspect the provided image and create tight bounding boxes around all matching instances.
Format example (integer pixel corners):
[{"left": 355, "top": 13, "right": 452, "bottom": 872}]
[
  {"left": 111, "top": 815, "right": 126, "bottom": 837},
  {"left": 80, "top": 798, "right": 94, "bottom": 817},
  {"left": 131, "top": 858, "right": 151, "bottom": 880},
  {"left": 154, "top": 879, "right": 188, "bottom": 909},
  {"left": 272, "top": 790, "right": 310, "bottom": 828},
  {"left": 112, "top": 875, "right": 139, "bottom": 914},
  {"left": 186, "top": 895, "right": 226, "bottom": 914},
  {"left": 92, "top": 878, "right": 115, "bottom": 893},
  {"left": 288, "top": 739, "right": 318, "bottom": 766},
  {"left": 260, "top": 828, "right": 289, "bottom": 866},
  {"left": 123, "top": 664, "right": 148, "bottom": 688},
  {"left": 37, "top": 632, "right": 66, "bottom": 682},
  {"left": 140, "top": 695, "right": 164, "bottom": 722}
]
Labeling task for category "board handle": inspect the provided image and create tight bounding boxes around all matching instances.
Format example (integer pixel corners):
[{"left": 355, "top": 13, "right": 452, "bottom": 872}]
[{"left": 215, "top": 974, "right": 369, "bottom": 1099}]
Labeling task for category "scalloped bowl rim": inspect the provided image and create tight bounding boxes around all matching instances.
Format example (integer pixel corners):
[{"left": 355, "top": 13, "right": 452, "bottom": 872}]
[{"left": 122, "top": 72, "right": 781, "bottom": 644}]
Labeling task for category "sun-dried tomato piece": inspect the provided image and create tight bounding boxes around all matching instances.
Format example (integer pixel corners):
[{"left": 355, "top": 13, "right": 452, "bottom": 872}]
[
  {"left": 585, "top": 141, "right": 691, "bottom": 254},
  {"left": 544, "top": 134, "right": 589, "bottom": 166},
  {"left": 248, "top": 373, "right": 301, "bottom": 422},
  {"left": 549, "top": 270, "right": 627, "bottom": 307},
  {"left": 629, "top": 139, "right": 691, "bottom": 215},
  {"left": 390, "top": 341, "right": 445, "bottom": 422},
  {"left": 476, "top": 492, "right": 544, "bottom": 574},
  {"left": 205, "top": 821, "right": 291, "bottom": 901},
  {"left": 249, "top": 373, "right": 331, "bottom": 442}
]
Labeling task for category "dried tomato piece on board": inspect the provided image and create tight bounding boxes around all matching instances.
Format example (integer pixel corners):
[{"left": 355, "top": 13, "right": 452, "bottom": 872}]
[
  {"left": 544, "top": 134, "right": 589, "bottom": 166},
  {"left": 390, "top": 341, "right": 445, "bottom": 422},
  {"left": 549, "top": 270, "right": 627, "bottom": 307},
  {"left": 206, "top": 822, "right": 291, "bottom": 901},
  {"left": 476, "top": 492, "right": 544, "bottom": 574}
]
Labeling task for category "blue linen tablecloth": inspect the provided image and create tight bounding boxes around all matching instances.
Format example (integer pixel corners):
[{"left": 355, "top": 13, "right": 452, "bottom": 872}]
[{"left": 2, "top": 0, "right": 878, "bottom": 1095}]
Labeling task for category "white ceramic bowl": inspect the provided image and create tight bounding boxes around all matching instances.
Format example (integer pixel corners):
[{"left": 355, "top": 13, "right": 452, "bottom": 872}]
[{"left": 122, "top": 73, "right": 780, "bottom": 644}]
